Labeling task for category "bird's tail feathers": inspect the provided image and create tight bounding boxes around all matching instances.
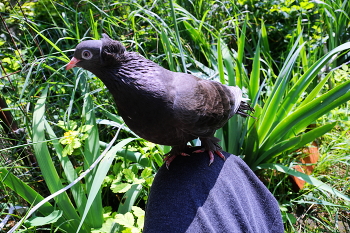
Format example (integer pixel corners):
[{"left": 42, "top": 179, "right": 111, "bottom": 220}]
[
  {"left": 228, "top": 86, "right": 243, "bottom": 114},
  {"left": 228, "top": 86, "right": 254, "bottom": 118},
  {"left": 237, "top": 101, "right": 255, "bottom": 118}
]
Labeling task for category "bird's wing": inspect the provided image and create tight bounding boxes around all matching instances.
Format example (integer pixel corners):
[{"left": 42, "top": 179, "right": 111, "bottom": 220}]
[{"left": 171, "top": 73, "right": 243, "bottom": 138}]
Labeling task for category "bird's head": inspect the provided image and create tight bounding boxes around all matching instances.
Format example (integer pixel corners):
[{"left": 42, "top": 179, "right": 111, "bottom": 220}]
[{"left": 66, "top": 33, "right": 125, "bottom": 71}]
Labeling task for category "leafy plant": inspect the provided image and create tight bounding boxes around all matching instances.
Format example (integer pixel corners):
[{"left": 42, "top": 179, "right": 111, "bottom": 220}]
[
  {"left": 58, "top": 120, "right": 93, "bottom": 157},
  {"left": 1, "top": 0, "right": 350, "bottom": 232}
]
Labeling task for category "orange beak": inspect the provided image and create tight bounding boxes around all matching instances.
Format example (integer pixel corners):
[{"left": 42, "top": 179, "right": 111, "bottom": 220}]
[{"left": 66, "top": 57, "right": 80, "bottom": 70}]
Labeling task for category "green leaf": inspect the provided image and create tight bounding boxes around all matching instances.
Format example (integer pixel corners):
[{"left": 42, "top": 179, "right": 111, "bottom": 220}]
[
  {"left": 80, "top": 124, "right": 93, "bottom": 132},
  {"left": 123, "top": 169, "right": 136, "bottom": 182},
  {"left": 258, "top": 36, "right": 306, "bottom": 143},
  {"left": 72, "top": 138, "right": 82, "bottom": 149},
  {"left": 44, "top": 120, "right": 88, "bottom": 220},
  {"left": 131, "top": 206, "right": 145, "bottom": 218},
  {"left": 136, "top": 215, "right": 144, "bottom": 229},
  {"left": 169, "top": 0, "right": 187, "bottom": 72},
  {"left": 32, "top": 85, "right": 85, "bottom": 232},
  {"left": 277, "top": 41, "right": 350, "bottom": 121},
  {"left": 62, "top": 145, "right": 71, "bottom": 157},
  {"left": 79, "top": 73, "right": 104, "bottom": 228},
  {"left": 118, "top": 184, "right": 143, "bottom": 214},
  {"left": 111, "top": 183, "right": 132, "bottom": 193},
  {"left": 217, "top": 36, "right": 225, "bottom": 84},
  {"left": 145, "top": 177, "right": 154, "bottom": 186},
  {"left": 141, "top": 167, "right": 152, "bottom": 179},
  {"left": 91, "top": 218, "right": 118, "bottom": 233},
  {"left": 57, "top": 120, "right": 77, "bottom": 131},
  {"left": 26, "top": 210, "right": 63, "bottom": 226},
  {"left": 80, "top": 133, "right": 89, "bottom": 141},
  {"left": 77, "top": 136, "right": 136, "bottom": 231},
  {"left": 249, "top": 40, "right": 260, "bottom": 104},
  {"left": 115, "top": 213, "right": 134, "bottom": 228},
  {"left": 234, "top": 16, "right": 247, "bottom": 88},
  {"left": 0, "top": 168, "right": 54, "bottom": 215},
  {"left": 26, "top": 24, "right": 69, "bottom": 60},
  {"left": 262, "top": 80, "right": 350, "bottom": 150},
  {"left": 257, "top": 164, "right": 350, "bottom": 202},
  {"left": 160, "top": 28, "right": 175, "bottom": 71},
  {"left": 113, "top": 162, "right": 123, "bottom": 176},
  {"left": 252, "top": 122, "right": 336, "bottom": 168}
]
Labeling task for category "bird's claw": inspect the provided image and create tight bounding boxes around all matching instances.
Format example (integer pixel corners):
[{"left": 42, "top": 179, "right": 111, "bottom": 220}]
[
  {"left": 164, "top": 152, "right": 191, "bottom": 169},
  {"left": 164, "top": 149, "right": 225, "bottom": 169},
  {"left": 193, "top": 149, "right": 225, "bottom": 166}
]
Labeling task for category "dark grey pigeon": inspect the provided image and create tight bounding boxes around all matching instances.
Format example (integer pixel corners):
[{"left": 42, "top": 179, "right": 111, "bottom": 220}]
[{"left": 66, "top": 34, "right": 253, "bottom": 168}]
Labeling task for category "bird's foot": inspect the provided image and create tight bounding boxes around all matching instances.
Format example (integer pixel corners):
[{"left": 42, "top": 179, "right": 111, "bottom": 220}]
[
  {"left": 193, "top": 149, "right": 226, "bottom": 166},
  {"left": 164, "top": 151, "right": 190, "bottom": 169}
]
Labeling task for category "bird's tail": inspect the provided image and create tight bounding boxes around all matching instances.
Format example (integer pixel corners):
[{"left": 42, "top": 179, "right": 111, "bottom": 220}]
[
  {"left": 237, "top": 100, "right": 255, "bottom": 118},
  {"left": 228, "top": 86, "right": 254, "bottom": 118}
]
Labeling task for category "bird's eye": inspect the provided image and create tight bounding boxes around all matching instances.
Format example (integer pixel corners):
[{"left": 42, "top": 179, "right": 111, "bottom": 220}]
[{"left": 82, "top": 50, "right": 93, "bottom": 60}]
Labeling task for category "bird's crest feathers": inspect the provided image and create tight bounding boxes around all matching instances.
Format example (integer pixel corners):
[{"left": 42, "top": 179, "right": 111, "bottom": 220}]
[{"left": 101, "top": 33, "right": 126, "bottom": 63}]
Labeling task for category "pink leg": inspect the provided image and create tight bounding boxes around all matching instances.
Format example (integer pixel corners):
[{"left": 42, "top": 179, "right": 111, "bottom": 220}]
[
  {"left": 208, "top": 151, "right": 214, "bottom": 166},
  {"left": 164, "top": 155, "right": 177, "bottom": 170},
  {"left": 193, "top": 149, "right": 226, "bottom": 165},
  {"left": 215, "top": 150, "right": 226, "bottom": 160},
  {"left": 164, "top": 152, "right": 190, "bottom": 169}
]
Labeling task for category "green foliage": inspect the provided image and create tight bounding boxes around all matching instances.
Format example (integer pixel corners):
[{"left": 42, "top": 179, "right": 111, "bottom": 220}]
[
  {"left": 1, "top": 0, "right": 350, "bottom": 231},
  {"left": 58, "top": 120, "right": 93, "bottom": 157}
]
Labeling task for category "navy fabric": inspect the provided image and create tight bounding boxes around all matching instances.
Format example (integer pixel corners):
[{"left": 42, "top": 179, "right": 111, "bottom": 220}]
[{"left": 143, "top": 151, "right": 284, "bottom": 233}]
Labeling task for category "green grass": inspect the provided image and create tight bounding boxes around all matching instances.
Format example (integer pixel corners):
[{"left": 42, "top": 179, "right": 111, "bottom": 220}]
[{"left": 1, "top": 0, "right": 350, "bottom": 232}]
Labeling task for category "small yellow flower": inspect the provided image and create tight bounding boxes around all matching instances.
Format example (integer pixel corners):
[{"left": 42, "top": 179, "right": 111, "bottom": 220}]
[{"left": 60, "top": 130, "right": 79, "bottom": 145}]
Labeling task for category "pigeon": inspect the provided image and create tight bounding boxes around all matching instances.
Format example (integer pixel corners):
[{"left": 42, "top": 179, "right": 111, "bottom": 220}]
[{"left": 66, "top": 34, "right": 253, "bottom": 168}]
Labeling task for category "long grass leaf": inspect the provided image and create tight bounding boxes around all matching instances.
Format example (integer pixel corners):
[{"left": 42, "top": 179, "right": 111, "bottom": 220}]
[
  {"left": 160, "top": 28, "right": 175, "bottom": 71},
  {"left": 297, "top": 18, "right": 308, "bottom": 73},
  {"left": 44, "top": 120, "right": 88, "bottom": 219},
  {"left": 249, "top": 41, "right": 260, "bottom": 104},
  {"left": 234, "top": 17, "right": 247, "bottom": 88},
  {"left": 0, "top": 168, "right": 54, "bottom": 214},
  {"left": 258, "top": 38, "right": 306, "bottom": 143},
  {"left": 79, "top": 73, "right": 103, "bottom": 227},
  {"left": 277, "top": 42, "right": 350, "bottom": 120},
  {"left": 299, "top": 72, "right": 332, "bottom": 108},
  {"left": 77, "top": 137, "right": 136, "bottom": 232},
  {"left": 32, "top": 85, "right": 85, "bottom": 232},
  {"left": 169, "top": 0, "right": 187, "bottom": 72},
  {"left": 262, "top": 80, "right": 350, "bottom": 150},
  {"left": 26, "top": 24, "right": 69, "bottom": 59},
  {"left": 253, "top": 122, "right": 336, "bottom": 168},
  {"left": 257, "top": 164, "right": 350, "bottom": 202},
  {"left": 217, "top": 36, "right": 225, "bottom": 84}
]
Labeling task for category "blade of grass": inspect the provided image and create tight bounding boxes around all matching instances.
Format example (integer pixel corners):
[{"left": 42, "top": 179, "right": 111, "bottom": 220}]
[
  {"left": 252, "top": 122, "right": 336, "bottom": 168},
  {"left": 0, "top": 168, "right": 54, "bottom": 215},
  {"left": 276, "top": 42, "right": 350, "bottom": 121},
  {"left": 44, "top": 119, "right": 88, "bottom": 219},
  {"left": 258, "top": 36, "right": 306, "bottom": 143},
  {"left": 26, "top": 24, "right": 69, "bottom": 60},
  {"left": 249, "top": 40, "right": 261, "bottom": 105},
  {"left": 169, "top": 0, "right": 187, "bottom": 72},
  {"left": 32, "top": 84, "right": 86, "bottom": 232},
  {"left": 297, "top": 18, "right": 308, "bottom": 73},
  {"left": 262, "top": 79, "right": 350, "bottom": 150},
  {"left": 257, "top": 163, "right": 350, "bottom": 202},
  {"left": 160, "top": 28, "right": 176, "bottom": 71},
  {"left": 79, "top": 72, "right": 103, "bottom": 227},
  {"left": 77, "top": 136, "right": 137, "bottom": 232},
  {"left": 217, "top": 36, "right": 225, "bottom": 84},
  {"left": 234, "top": 17, "right": 247, "bottom": 88}
]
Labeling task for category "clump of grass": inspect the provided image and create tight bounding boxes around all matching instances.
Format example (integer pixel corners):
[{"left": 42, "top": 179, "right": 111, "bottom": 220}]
[{"left": 1, "top": 0, "right": 350, "bottom": 232}]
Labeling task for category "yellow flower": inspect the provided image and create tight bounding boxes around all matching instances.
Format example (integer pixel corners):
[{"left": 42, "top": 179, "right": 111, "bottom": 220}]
[{"left": 61, "top": 130, "right": 79, "bottom": 145}]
